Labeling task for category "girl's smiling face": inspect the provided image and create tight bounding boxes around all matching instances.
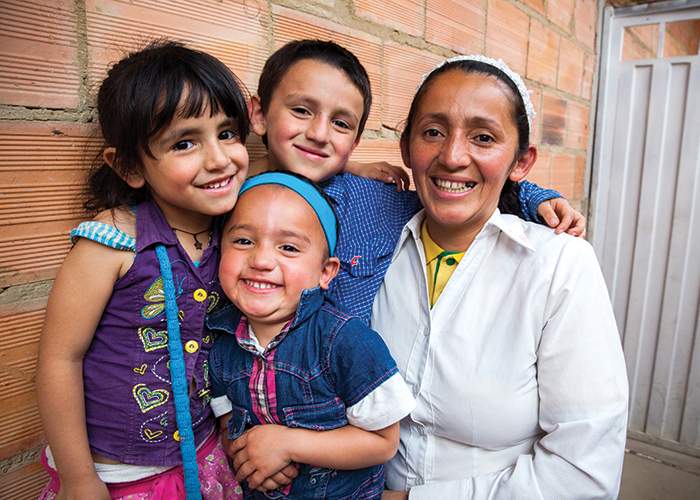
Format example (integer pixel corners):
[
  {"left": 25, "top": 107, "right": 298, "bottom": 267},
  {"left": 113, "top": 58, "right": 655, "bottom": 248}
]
[{"left": 402, "top": 69, "right": 535, "bottom": 250}]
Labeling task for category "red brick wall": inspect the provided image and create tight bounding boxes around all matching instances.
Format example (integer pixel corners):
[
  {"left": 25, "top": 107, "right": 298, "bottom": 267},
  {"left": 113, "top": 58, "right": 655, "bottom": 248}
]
[{"left": 0, "top": 1, "right": 599, "bottom": 495}]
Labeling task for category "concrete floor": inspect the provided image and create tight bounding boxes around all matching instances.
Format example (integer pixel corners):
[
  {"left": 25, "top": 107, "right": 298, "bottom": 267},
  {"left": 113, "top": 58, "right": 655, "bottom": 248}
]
[{"left": 619, "top": 451, "right": 700, "bottom": 500}]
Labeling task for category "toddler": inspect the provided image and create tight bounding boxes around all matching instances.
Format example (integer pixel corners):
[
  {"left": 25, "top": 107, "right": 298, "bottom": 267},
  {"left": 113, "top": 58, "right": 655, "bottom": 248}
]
[{"left": 208, "top": 171, "right": 415, "bottom": 499}]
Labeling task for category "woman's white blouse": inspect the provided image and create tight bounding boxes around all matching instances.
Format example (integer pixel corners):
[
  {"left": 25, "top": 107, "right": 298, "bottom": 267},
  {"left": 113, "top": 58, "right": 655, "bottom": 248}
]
[{"left": 371, "top": 210, "right": 629, "bottom": 499}]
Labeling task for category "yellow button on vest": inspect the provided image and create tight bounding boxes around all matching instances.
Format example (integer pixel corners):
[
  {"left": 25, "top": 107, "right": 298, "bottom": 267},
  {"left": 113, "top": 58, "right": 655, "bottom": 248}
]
[
  {"left": 173, "top": 430, "right": 180, "bottom": 442},
  {"left": 185, "top": 340, "right": 199, "bottom": 353},
  {"left": 193, "top": 289, "right": 207, "bottom": 302}
]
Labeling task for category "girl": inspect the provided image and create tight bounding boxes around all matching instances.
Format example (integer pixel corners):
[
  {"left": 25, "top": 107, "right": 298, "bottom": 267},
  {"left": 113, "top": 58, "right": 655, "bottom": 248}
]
[
  {"left": 36, "top": 41, "right": 252, "bottom": 499},
  {"left": 373, "top": 55, "right": 628, "bottom": 499}
]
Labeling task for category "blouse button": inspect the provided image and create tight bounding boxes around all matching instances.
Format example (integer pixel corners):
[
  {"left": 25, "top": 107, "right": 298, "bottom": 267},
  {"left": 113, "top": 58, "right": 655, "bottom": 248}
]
[
  {"left": 185, "top": 340, "right": 199, "bottom": 353},
  {"left": 173, "top": 430, "right": 180, "bottom": 441},
  {"left": 193, "top": 288, "right": 208, "bottom": 302},
  {"left": 445, "top": 257, "right": 457, "bottom": 266}
]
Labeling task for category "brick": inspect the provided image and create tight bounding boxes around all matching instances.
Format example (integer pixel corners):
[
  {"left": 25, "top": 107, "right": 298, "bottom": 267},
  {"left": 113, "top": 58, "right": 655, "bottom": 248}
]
[
  {"left": 351, "top": 138, "right": 411, "bottom": 186},
  {"left": 0, "top": 0, "right": 79, "bottom": 108},
  {"left": 581, "top": 53, "right": 596, "bottom": 99},
  {"left": 351, "top": 138, "right": 404, "bottom": 168},
  {"left": 565, "top": 100, "right": 589, "bottom": 150},
  {"left": 664, "top": 20, "right": 700, "bottom": 58},
  {"left": 541, "top": 92, "right": 567, "bottom": 146},
  {"left": 630, "top": 24, "right": 659, "bottom": 52},
  {"left": 0, "top": 121, "right": 98, "bottom": 286},
  {"left": 272, "top": 5, "right": 383, "bottom": 131},
  {"left": 528, "top": 147, "right": 551, "bottom": 186},
  {"left": 0, "top": 398, "right": 43, "bottom": 460},
  {"left": 547, "top": 0, "right": 575, "bottom": 33},
  {"left": 522, "top": 0, "right": 545, "bottom": 15},
  {"left": 549, "top": 152, "right": 577, "bottom": 199},
  {"left": 557, "top": 37, "right": 584, "bottom": 95},
  {"left": 355, "top": 0, "right": 425, "bottom": 37},
  {"left": 426, "top": 0, "right": 485, "bottom": 54},
  {"left": 574, "top": 154, "right": 587, "bottom": 199},
  {"left": 485, "top": 0, "right": 529, "bottom": 74},
  {"left": 85, "top": 0, "right": 269, "bottom": 96},
  {"left": 0, "top": 460, "right": 48, "bottom": 499},
  {"left": 574, "top": 0, "right": 597, "bottom": 49},
  {"left": 527, "top": 19, "right": 559, "bottom": 87},
  {"left": 382, "top": 43, "right": 443, "bottom": 130}
]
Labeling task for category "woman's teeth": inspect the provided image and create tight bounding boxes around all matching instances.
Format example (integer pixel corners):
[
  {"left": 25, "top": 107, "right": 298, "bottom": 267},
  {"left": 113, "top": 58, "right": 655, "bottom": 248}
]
[
  {"left": 203, "top": 177, "right": 231, "bottom": 189},
  {"left": 434, "top": 178, "right": 476, "bottom": 192},
  {"left": 244, "top": 280, "right": 278, "bottom": 289}
]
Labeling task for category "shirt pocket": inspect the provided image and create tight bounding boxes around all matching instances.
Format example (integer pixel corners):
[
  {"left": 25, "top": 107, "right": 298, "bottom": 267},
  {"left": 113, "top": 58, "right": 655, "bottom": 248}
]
[
  {"left": 337, "top": 236, "right": 395, "bottom": 277},
  {"left": 282, "top": 397, "right": 348, "bottom": 431},
  {"left": 226, "top": 404, "right": 250, "bottom": 440}
]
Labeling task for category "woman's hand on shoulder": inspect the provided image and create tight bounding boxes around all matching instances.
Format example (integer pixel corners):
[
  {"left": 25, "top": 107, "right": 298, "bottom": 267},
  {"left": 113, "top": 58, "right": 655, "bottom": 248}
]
[
  {"left": 537, "top": 198, "right": 586, "bottom": 237},
  {"left": 345, "top": 161, "right": 410, "bottom": 191}
]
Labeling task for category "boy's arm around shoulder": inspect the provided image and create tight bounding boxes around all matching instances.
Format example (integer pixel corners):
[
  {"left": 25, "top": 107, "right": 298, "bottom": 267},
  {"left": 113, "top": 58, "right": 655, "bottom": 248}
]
[{"left": 36, "top": 237, "right": 127, "bottom": 499}]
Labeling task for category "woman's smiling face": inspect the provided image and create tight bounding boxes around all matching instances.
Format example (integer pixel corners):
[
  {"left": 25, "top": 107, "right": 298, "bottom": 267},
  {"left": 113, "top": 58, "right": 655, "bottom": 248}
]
[{"left": 403, "top": 69, "right": 534, "bottom": 250}]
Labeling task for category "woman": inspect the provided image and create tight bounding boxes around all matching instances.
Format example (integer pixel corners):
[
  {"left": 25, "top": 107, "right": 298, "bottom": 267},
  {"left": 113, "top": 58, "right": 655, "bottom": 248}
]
[{"left": 372, "top": 56, "right": 628, "bottom": 499}]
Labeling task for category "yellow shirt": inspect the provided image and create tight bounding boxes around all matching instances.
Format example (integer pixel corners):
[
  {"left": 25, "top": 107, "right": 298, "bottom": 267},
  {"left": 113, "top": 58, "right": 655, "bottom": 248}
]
[{"left": 421, "top": 223, "right": 465, "bottom": 306}]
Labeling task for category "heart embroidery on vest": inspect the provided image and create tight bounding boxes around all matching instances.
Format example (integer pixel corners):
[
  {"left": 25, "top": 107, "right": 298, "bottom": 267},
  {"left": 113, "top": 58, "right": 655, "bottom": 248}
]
[
  {"left": 143, "top": 428, "right": 163, "bottom": 440},
  {"left": 132, "top": 383, "right": 170, "bottom": 413},
  {"left": 138, "top": 327, "right": 168, "bottom": 352},
  {"left": 133, "top": 364, "right": 147, "bottom": 375},
  {"left": 207, "top": 291, "right": 220, "bottom": 313}
]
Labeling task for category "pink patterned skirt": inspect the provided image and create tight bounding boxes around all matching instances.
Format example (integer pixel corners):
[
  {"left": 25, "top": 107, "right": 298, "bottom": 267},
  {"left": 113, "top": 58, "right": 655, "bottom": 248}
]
[{"left": 39, "top": 433, "right": 243, "bottom": 500}]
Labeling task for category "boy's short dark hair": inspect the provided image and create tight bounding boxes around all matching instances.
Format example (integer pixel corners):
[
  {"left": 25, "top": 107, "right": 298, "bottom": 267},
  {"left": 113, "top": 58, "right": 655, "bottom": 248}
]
[{"left": 257, "top": 40, "right": 372, "bottom": 142}]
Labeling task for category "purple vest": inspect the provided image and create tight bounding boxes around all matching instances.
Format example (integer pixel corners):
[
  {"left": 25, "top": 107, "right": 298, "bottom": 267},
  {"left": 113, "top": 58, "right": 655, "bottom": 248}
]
[{"left": 82, "top": 200, "right": 221, "bottom": 466}]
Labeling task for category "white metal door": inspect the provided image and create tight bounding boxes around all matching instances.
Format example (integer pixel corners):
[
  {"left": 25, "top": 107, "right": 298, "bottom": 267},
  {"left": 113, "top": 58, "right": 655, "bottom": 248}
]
[{"left": 590, "top": 1, "right": 700, "bottom": 458}]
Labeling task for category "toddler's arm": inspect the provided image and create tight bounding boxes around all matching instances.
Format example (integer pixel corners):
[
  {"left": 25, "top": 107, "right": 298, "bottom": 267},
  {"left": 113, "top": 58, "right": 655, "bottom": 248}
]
[
  {"left": 229, "top": 422, "right": 399, "bottom": 490},
  {"left": 36, "top": 238, "right": 125, "bottom": 499}
]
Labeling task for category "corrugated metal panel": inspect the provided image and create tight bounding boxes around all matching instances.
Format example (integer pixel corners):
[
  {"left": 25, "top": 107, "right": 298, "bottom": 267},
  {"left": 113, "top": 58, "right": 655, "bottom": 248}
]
[{"left": 591, "top": 5, "right": 700, "bottom": 458}]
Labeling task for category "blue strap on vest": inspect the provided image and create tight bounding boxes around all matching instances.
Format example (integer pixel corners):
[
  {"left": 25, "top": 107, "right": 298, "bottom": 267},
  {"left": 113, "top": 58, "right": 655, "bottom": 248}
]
[{"left": 155, "top": 244, "right": 202, "bottom": 500}]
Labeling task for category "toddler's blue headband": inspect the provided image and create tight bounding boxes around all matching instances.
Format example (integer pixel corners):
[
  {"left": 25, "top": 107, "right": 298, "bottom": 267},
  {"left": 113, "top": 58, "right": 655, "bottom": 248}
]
[{"left": 238, "top": 172, "right": 338, "bottom": 256}]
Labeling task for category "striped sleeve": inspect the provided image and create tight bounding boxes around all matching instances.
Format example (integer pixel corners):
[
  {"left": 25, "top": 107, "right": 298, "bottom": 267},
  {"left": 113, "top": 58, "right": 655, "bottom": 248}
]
[{"left": 70, "top": 221, "right": 136, "bottom": 251}]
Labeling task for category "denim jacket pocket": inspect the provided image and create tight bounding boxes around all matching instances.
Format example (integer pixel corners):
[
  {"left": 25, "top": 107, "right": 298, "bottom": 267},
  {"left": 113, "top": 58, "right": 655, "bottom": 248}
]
[
  {"left": 227, "top": 405, "right": 250, "bottom": 440},
  {"left": 282, "top": 397, "right": 347, "bottom": 431}
]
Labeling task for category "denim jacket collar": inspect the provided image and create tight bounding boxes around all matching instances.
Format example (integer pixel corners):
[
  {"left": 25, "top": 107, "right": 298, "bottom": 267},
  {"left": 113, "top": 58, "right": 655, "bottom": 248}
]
[{"left": 206, "top": 286, "right": 326, "bottom": 336}]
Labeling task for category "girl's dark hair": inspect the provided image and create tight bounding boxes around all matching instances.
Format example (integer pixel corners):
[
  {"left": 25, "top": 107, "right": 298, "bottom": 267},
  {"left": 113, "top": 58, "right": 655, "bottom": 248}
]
[
  {"left": 86, "top": 40, "right": 250, "bottom": 211},
  {"left": 399, "top": 60, "right": 530, "bottom": 215},
  {"left": 257, "top": 39, "right": 372, "bottom": 145}
]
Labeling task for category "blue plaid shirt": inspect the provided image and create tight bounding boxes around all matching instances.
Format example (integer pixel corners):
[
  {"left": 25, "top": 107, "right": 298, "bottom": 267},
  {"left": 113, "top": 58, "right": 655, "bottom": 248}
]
[{"left": 321, "top": 175, "right": 559, "bottom": 324}]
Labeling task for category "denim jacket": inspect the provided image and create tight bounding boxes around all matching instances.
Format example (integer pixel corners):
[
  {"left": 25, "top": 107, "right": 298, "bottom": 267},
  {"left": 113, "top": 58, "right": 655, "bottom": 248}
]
[{"left": 207, "top": 287, "right": 399, "bottom": 499}]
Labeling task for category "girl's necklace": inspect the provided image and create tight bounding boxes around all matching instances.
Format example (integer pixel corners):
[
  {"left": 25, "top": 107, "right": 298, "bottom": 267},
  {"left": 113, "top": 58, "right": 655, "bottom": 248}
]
[{"left": 170, "top": 225, "right": 211, "bottom": 250}]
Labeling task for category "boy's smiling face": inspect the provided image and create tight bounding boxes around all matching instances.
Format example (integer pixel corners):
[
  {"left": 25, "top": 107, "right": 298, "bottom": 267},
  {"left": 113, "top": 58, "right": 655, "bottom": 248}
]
[
  {"left": 219, "top": 184, "right": 339, "bottom": 336},
  {"left": 251, "top": 59, "right": 365, "bottom": 182}
]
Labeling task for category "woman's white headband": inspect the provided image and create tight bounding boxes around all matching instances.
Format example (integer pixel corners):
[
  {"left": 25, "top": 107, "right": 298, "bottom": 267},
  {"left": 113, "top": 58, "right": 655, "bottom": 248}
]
[{"left": 418, "top": 54, "right": 535, "bottom": 133}]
